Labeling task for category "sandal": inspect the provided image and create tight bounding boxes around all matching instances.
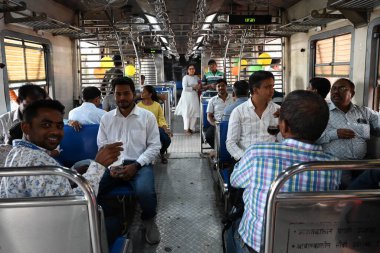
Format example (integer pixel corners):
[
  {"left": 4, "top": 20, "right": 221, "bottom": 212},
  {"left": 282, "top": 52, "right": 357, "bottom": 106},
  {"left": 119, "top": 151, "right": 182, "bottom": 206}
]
[{"left": 160, "top": 154, "right": 168, "bottom": 164}]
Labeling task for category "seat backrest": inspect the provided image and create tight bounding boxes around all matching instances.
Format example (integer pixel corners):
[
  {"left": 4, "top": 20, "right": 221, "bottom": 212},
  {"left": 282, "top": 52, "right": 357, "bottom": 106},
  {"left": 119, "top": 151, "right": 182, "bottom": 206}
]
[
  {"left": 57, "top": 124, "right": 99, "bottom": 167},
  {"left": 0, "top": 166, "right": 102, "bottom": 253},
  {"left": 201, "top": 99, "right": 211, "bottom": 130},
  {"left": 219, "top": 120, "right": 233, "bottom": 164},
  {"left": 264, "top": 161, "right": 380, "bottom": 253}
]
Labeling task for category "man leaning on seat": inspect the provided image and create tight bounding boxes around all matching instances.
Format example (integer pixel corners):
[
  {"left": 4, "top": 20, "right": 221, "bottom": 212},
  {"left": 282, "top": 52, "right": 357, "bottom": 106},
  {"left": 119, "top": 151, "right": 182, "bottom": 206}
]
[{"left": 228, "top": 90, "right": 341, "bottom": 253}]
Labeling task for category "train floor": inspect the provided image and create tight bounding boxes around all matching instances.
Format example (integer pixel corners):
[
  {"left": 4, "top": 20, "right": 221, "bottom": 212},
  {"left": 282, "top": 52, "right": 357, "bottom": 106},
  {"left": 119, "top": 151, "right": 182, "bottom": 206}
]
[{"left": 128, "top": 114, "right": 224, "bottom": 253}]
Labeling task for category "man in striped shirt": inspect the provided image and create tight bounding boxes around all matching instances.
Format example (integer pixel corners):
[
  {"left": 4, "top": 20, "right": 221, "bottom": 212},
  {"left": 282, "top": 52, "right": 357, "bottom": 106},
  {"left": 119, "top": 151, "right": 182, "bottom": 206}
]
[{"left": 229, "top": 90, "right": 340, "bottom": 253}]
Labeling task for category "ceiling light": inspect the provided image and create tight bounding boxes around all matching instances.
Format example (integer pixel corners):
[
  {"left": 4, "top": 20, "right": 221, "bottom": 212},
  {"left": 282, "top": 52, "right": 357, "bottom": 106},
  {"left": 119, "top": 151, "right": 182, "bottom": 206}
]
[
  {"left": 196, "top": 36, "right": 204, "bottom": 44},
  {"left": 202, "top": 13, "right": 216, "bottom": 30},
  {"left": 145, "top": 14, "right": 162, "bottom": 31},
  {"left": 160, "top": 37, "right": 168, "bottom": 44}
]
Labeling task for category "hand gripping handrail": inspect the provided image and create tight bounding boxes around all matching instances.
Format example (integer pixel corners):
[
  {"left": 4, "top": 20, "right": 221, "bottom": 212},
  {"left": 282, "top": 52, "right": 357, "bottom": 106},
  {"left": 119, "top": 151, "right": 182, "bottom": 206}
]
[
  {"left": 0, "top": 165, "right": 102, "bottom": 253},
  {"left": 264, "top": 159, "right": 380, "bottom": 253}
]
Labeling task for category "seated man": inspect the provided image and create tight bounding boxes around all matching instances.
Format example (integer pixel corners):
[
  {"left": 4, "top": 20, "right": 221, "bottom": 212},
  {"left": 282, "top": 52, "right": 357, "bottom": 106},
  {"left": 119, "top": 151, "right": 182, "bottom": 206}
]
[
  {"left": 205, "top": 79, "right": 233, "bottom": 149},
  {"left": 1, "top": 99, "right": 122, "bottom": 197},
  {"left": 317, "top": 78, "right": 380, "bottom": 187},
  {"left": 0, "top": 83, "right": 46, "bottom": 144},
  {"left": 229, "top": 90, "right": 341, "bottom": 253},
  {"left": 68, "top": 86, "right": 106, "bottom": 131},
  {"left": 307, "top": 77, "right": 331, "bottom": 99},
  {"left": 222, "top": 80, "right": 249, "bottom": 121},
  {"left": 226, "top": 71, "right": 280, "bottom": 161},
  {"left": 97, "top": 77, "right": 161, "bottom": 245}
]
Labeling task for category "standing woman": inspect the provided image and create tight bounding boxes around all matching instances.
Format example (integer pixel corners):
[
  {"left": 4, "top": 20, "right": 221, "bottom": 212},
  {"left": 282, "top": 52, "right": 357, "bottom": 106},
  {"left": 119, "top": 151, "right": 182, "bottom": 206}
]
[
  {"left": 137, "top": 85, "right": 172, "bottom": 164},
  {"left": 175, "top": 64, "right": 200, "bottom": 135}
]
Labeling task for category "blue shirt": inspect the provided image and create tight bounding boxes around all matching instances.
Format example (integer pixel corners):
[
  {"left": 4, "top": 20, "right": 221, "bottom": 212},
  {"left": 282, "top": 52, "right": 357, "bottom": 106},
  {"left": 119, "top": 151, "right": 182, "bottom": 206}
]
[
  {"left": 222, "top": 97, "right": 248, "bottom": 121},
  {"left": 68, "top": 102, "right": 106, "bottom": 124},
  {"left": 230, "top": 139, "right": 340, "bottom": 252}
]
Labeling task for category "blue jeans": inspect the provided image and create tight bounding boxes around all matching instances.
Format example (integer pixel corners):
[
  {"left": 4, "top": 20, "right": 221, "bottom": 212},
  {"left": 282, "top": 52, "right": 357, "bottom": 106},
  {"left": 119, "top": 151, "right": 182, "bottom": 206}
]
[
  {"left": 98, "top": 161, "right": 157, "bottom": 220},
  {"left": 159, "top": 127, "right": 171, "bottom": 154},
  {"left": 227, "top": 219, "right": 258, "bottom": 253}
]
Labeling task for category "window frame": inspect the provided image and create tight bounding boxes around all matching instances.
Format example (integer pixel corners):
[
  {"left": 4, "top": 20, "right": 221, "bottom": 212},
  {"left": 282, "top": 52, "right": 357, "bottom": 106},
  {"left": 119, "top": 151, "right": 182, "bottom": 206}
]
[
  {"left": 364, "top": 17, "right": 380, "bottom": 110},
  {"left": 309, "top": 26, "right": 354, "bottom": 83},
  {"left": 0, "top": 30, "right": 54, "bottom": 112}
]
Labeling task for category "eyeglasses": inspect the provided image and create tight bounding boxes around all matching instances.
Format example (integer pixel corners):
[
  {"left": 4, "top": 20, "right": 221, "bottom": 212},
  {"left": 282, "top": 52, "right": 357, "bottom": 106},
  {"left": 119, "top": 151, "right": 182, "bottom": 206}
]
[
  {"left": 188, "top": 68, "right": 195, "bottom": 70},
  {"left": 331, "top": 86, "right": 349, "bottom": 93}
]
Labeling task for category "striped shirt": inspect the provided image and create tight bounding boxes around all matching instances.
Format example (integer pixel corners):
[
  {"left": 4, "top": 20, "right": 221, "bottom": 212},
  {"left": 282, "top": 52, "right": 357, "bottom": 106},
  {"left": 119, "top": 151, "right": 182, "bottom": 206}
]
[
  {"left": 201, "top": 70, "right": 224, "bottom": 90},
  {"left": 230, "top": 139, "right": 340, "bottom": 252},
  {"left": 226, "top": 99, "right": 280, "bottom": 160},
  {"left": 317, "top": 102, "right": 380, "bottom": 159}
]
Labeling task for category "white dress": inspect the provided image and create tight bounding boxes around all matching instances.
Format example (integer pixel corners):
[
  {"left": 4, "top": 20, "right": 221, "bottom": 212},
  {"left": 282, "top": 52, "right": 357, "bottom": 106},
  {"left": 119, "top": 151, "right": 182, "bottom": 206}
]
[{"left": 175, "top": 75, "right": 200, "bottom": 118}]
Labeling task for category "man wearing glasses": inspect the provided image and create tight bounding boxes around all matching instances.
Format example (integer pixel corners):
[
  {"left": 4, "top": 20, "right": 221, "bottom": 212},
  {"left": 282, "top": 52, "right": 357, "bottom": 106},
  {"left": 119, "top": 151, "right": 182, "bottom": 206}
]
[{"left": 317, "top": 78, "right": 380, "bottom": 188}]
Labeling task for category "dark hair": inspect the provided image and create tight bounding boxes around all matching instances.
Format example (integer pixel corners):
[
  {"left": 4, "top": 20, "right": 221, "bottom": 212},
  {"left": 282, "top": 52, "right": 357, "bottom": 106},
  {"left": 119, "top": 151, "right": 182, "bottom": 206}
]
[
  {"left": 233, "top": 80, "right": 249, "bottom": 97},
  {"left": 7, "top": 122, "right": 22, "bottom": 145},
  {"left": 280, "top": 90, "right": 329, "bottom": 142},
  {"left": 82, "top": 87, "right": 101, "bottom": 101},
  {"left": 18, "top": 83, "right": 47, "bottom": 102},
  {"left": 142, "top": 85, "right": 160, "bottom": 103},
  {"left": 249, "top": 70, "right": 274, "bottom": 93},
  {"left": 333, "top": 78, "right": 355, "bottom": 91},
  {"left": 141, "top": 75, "right": 145, "bottom": 79},
  {"left": 23, "top": 100, "right": 65, "bottom": 124},
  {"left": 216, "top": 78, "right": 227, "bottom": 85},
  {"left": 309, "top": 77, "right": 331, "bottom": 99},
  {"left": 113, "top": 55, "right": 122, "bottom": 66},
  {"left": 187, "top": 64, "right": 196, "bottom": 71},
  {"left": 111, "top": 77, "right": 135, "bottom": 93},
  {"left": 208, "top": 59, "right": 216, "bottom": 65}
]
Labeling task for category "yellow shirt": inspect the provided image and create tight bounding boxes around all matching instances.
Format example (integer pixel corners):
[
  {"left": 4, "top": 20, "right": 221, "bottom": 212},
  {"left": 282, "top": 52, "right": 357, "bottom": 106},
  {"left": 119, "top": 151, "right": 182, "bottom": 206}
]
[{"left": 137, "top": 101, "right": 167, "bottom": 128}]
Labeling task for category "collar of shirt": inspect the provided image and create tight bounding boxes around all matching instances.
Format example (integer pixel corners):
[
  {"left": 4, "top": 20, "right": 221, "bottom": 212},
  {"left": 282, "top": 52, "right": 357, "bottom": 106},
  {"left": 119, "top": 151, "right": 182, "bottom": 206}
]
[
  {"left": 247, "top": 98, "right": 275, "bottom": 109},
  {"left": 235, "top": 97, "right": 248, "bottom": 103},
  {"left": 81, "top": 102, "right": 98, "bottom": 109},
  {"left": 329, "top": 101, "right": 355, "bottom": 112},
  {"left": 113, "top": 104, "right": 141, "bottom": 118},
  {"left": 282, "top": 138, "right": 323, "bottom": 152},
  {"left": 217, "top": 94, "right": 232, "bottom": 101},
  {"left": 12, "top": 109, "right": 22, "bottom": 122},
  {"left": 13, "top": 139, "right": 46, "bottom": 151}
]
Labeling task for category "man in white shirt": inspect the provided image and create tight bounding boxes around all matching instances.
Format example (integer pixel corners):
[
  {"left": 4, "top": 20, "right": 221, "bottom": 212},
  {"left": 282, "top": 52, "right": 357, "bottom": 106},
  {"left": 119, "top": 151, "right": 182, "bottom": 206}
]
[
  {"left": 205, "top": 79, "right": 234, "bottom": 149},
  {"left": 68, "top": 86, "right": 106, "bottom": 131},
  {"left": 0, "top": 83, "right": 46, "bottom": 144},
  {"left": 97, "top": 77, "right": 161, "bottom": 245},
  {"left": 226, "top": 71, "right": 280, "bottom": 161}
]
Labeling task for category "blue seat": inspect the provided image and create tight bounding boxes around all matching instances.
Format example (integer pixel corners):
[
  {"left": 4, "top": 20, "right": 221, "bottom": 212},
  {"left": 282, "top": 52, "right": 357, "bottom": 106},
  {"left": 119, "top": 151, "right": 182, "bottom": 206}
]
[
  {"left": 202, "top": 100, "right": 211, "bottom": 130},
  {"left": 219, "top": 120, "right": 234, "bottom": 164},
  {"left": 57, "top": 124, "right": 99, "bottom": 168}
]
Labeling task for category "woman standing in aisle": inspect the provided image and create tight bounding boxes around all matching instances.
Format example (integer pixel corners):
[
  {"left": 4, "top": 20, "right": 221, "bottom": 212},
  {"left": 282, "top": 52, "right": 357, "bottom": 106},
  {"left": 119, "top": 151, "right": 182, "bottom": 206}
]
[{"left": 174, "top": 64, "right": 200, "bottom": 135}]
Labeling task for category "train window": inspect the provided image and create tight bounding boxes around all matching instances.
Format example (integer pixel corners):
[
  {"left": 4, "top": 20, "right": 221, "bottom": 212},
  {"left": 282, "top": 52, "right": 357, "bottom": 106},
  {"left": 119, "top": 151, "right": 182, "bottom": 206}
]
[
  {"left": 3, "top": 36, "right": 50, "bottom": 111},
  {"left": 314, "top": 33, "right": 351, "bottom": 84}
]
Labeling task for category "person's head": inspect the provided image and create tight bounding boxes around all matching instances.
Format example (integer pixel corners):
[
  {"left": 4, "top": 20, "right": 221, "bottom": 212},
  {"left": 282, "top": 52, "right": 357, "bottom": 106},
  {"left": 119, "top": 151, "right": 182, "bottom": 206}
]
[
  {"left": 187, "top": 64, "right": 196, "bottom": 75},
  {"left": 330, "top": 78, "right": 355, "bottom": 110},
  {"left": 17, "top": 83, "right": 47, "bottom": 113},
  {"left": 21, "top": 100, "right": 65, "bottom": 151},
  {"left": 216, "top": 79, "right": 227, "bottom": 96},
  {"left": 113, "top": 55, "right": 122, "bottom": 67},
  {"left": 308, "top": 77, "right": 331, "bottom": 99},
  {"left": 208, "top": 59, "right": 217, "bottom": 72},
  {"left": 249, "top": 70, "right": 275, "bottom": 102},
  {"left": 141, "top": 85, "right": 159, "bottom": 103},
  {"left": 112, "top": 77, "right": 136, "bottom": 110},
  {"left": 233, "top": 80, "right": 249, "bottom": 97},
  {"left": 279, "top": 90, "right": 329, "bottom": 142},
  {"left": 141, "top": 75, "right": 145, "bottom": 85},
  {"left": 82, "top": 86, "right": 101, "bottom": 106},
  {"left": 7, "top": 122, "right": 23, "bottom": 145}
]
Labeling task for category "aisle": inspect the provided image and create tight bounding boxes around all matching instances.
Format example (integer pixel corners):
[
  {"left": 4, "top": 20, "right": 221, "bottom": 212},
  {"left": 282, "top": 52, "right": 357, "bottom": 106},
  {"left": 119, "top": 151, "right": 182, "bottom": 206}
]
[{"left": 129, "top": 115, "right": 224, "bottom": 252}]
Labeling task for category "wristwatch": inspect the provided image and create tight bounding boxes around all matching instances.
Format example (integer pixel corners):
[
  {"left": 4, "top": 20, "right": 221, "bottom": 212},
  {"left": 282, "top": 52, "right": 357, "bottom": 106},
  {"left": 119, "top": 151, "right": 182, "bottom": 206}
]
[{"left": 134, "top": 162, "right": 142, "bottom": 170}]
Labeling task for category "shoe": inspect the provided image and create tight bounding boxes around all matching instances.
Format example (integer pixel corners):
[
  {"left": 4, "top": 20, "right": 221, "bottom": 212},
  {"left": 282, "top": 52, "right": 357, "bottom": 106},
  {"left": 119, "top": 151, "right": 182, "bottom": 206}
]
[
  {"left": 184, "top": 130, "right": 191, "bottom": 136},
  {"left": 160, "top": 153, "right": 168, "bottom": 164},
  {"left": 143, "top": 219, "right": 160, "bottom": 244}
]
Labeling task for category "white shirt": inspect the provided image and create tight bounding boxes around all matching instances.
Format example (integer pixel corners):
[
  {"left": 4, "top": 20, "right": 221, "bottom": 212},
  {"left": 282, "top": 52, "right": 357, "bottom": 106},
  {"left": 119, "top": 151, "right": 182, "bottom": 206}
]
[
  {"left": 68, "top": 102, "right": 106, "bottom": 124},
  {"left": 97, "top": 105, "right": 161, "bottom": 166},
  {"left": 206, "top": 94, "right": 234, "bottom": 122},
  {"left": 226, "top": 99, "right": 280, "bottom": 160},
  {"left": 0, "top": 109, "right": 21, "bottom": 144},
  {"left": 1, "top": 140, "right": 105, "bottom": 197}
]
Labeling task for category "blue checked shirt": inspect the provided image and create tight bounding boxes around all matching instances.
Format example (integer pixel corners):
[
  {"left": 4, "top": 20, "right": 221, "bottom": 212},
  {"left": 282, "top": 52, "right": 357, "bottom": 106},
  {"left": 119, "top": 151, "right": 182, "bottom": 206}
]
[
  {"left": 230, "top": 139, "right": 340, "bottom": 252},
  {"left": 317, "top": 102, "right": 380, "bottom": 160}
]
